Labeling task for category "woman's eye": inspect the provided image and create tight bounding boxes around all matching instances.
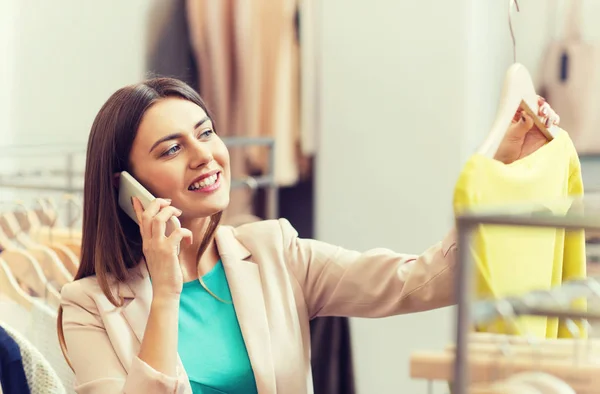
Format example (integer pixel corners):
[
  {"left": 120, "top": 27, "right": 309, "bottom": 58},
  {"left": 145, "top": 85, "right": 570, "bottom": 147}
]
[
  {"left": 162, "top": 145, "right": 181, "bottom": 157},
  {"left": 199, "top": 129, "right": 214, "bottom": 139}
]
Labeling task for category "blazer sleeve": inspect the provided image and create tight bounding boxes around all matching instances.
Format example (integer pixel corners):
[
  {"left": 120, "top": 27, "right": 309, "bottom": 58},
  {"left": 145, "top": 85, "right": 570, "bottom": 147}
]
[
  {"left": 60, "top": 282, "right": 187, "bottom": 394},
  {"left": 279, "top": 218, "right": 458, "bottom": 319}
]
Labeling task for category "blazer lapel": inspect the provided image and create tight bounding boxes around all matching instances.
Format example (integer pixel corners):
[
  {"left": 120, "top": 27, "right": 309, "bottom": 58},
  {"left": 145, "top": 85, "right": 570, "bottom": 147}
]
[
  {"left": 216, "top": 226, "right": 277, "bottom": 393},
  {"left": 119, "top": 263, "right": 152, "bottom": 344}
]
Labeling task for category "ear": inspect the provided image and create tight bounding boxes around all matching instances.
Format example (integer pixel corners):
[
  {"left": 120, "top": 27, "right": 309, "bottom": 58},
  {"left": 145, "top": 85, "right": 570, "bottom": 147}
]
[{"left": 112, "top": 172, "right": 120, "bottom": 189}]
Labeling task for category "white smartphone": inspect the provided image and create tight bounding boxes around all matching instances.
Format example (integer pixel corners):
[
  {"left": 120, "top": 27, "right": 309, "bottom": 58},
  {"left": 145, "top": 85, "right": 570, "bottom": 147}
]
[{"left": 118, "top": 171, "right": 182, "bottom": 253}]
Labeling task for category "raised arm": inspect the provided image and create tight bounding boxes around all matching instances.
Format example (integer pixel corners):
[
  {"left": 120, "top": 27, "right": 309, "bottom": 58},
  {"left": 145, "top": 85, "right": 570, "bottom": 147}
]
[{"left": 280, "top": 219, "right": 458, "bottom": 319}]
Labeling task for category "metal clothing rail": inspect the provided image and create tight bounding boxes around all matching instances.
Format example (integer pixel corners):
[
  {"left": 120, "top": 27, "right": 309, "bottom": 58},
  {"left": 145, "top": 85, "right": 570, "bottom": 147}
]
[
  {"left": 0, "top": 136, "right": 280, "bottom": 220},
  {"left": 471, "top": 278, "right": 600, "bottom": 326},
  {"left": 453, "top": 197, "right": 600, "bottom": 394}
]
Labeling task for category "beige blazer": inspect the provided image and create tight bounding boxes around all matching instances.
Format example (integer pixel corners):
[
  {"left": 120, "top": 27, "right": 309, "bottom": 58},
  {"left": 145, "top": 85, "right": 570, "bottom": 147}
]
[{"left": 60, "top": 219, "right": 457, "bottom": 394}]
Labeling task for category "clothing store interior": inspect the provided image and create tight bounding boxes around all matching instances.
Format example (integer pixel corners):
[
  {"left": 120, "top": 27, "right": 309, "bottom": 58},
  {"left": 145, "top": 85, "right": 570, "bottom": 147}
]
[{"left": 3, "top": 0, "right": 600, "bottom": 393}]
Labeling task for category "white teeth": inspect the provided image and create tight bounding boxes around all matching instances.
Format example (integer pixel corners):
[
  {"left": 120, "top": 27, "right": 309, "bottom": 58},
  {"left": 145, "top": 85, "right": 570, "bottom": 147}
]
[{"left": 189, "top": 174, "right": 218, "bottom": 190}]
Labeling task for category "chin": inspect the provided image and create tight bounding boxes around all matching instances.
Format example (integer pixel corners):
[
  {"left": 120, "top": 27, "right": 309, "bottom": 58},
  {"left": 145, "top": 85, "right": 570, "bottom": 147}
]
[{"left": 183, "top": 198, "right": 230, "bottom": 220}]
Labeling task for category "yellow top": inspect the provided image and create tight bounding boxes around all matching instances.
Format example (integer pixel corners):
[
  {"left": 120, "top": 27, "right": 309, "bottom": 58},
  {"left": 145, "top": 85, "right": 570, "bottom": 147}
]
[{"left": 454, "top": 129, "right": 586, "bottom": 338}]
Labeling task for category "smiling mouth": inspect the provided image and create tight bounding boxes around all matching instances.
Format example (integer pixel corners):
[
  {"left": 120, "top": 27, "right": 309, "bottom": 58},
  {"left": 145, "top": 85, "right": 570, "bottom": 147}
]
[{"left": 188, "top": 172, "right": 220, "bottom": 191}]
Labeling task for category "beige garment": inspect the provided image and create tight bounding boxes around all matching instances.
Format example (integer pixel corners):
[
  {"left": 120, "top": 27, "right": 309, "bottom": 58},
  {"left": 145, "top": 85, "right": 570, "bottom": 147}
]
[
  {"left": 186, "top": 0, "right": 252, "bottom": 220},
  {"left": 188, "top": 0, "right": 303, "bottom": 187},
  {"left": 540, "top": 0, "right": 600, "bottom": 154},
  {"left": 185, "top": 0, "right": 234, "bottom": 136},
  {"left": 240, "top": 0, "right": 301, "bottom": 186},
  {"left": 60, "top": 219, "right": 458, "bottom": 394},
  {"left": 299, "top": 0, "right": 319, "bottom": 157}
]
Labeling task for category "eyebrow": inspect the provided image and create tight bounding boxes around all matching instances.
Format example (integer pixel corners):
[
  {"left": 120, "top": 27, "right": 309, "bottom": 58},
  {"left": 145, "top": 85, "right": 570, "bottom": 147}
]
[{"left": 149, "top": 116, "right": 211, "bottom": 153}]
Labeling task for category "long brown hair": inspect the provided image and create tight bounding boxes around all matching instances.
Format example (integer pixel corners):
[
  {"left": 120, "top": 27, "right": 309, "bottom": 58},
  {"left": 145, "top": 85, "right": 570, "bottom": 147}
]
[{"left": 57, "top": 77, "right": 222, "bottom": 370}]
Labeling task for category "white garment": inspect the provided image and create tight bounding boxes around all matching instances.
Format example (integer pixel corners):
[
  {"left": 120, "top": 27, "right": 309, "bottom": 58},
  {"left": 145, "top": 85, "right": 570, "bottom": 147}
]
[
  {"left": 1, "top": 323, "right": 65, "bottom": 394},
  {"left": 0, "top": 296, "right": 30, "bottom": 334},
  {"left": 0, "top": 296, "right": 75, "bottom": 393}
]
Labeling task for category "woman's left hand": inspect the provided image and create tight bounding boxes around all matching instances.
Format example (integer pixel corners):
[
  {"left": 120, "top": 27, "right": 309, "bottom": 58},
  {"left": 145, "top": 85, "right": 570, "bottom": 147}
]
[{"left": 494, "top": 96, "right": 560, "bottom": 164}]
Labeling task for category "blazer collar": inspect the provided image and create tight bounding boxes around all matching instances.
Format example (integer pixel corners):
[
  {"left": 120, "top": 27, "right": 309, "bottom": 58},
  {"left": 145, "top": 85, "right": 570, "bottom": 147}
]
[
  {"left": 119, "top": 225, "right": 277, "bottom": 393},
  {"left": 116, "top": 225, "right": 252, "bottom": 300}
]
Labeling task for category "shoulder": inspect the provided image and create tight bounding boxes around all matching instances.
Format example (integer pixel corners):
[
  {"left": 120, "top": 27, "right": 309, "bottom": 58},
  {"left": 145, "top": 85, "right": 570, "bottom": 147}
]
[
  {"left": 219, "top": 218, "right": 299, "bottom": 254},
  {"left": 61, "top": 267, "right": 135, "bottom": 312},
  {"left": 232, "top": 218, "right": 297, "bottom": 238},
  {"left": 61, "top": 275, "right": 102, "bottom": 308}
]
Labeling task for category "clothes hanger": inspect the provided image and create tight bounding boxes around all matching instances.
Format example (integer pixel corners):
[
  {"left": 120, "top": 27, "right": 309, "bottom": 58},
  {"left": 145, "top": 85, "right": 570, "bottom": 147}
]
[
  {"left": 0, "top": 257, "right": 34, "bottom": 311},
  {"left": 0, "top": 248, "right": 59, "bottom": 306},
  {"left": 12, "top": 199, "right": 80, "bottom": 275},
  {"left": 0, "top": 206, "right": 73, "bottom": 289},
  {"left": 477, "top": 0, "right": 558, "bottom": 159},
  {"left": 31, "top": 196, "right": 82, "bottom": 248}
]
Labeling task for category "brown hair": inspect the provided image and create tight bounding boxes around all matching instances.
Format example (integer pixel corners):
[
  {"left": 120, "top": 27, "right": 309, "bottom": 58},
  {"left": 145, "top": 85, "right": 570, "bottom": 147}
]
[{"left": 57, "top": 77, "right": 222, "bottom": 370}]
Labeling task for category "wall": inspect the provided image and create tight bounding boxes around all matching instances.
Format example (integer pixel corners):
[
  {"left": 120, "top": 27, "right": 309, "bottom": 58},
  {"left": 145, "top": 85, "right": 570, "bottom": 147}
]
[
  {"left": 6, "top": 0, "right": 162, "bottom": 148},
  {"left": 316, "top": 1, "right": 469, "bottom": 392},
  {"left": 317, "top": 0, "right": 600, "bottom": 392},
  {"left": 0, "top": 0, "right": 182, "bottom": 216}
]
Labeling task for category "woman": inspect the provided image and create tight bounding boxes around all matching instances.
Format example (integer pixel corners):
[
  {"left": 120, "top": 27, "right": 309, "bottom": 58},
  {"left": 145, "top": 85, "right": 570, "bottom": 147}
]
[{"left": 58, "top": 77, "right": 560, "bottom": 394}]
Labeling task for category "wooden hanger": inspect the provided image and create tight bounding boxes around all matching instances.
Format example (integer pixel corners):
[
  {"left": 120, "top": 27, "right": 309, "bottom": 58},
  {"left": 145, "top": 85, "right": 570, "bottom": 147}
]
[
  {"left": 477, "top": 0, "right": 557, "bottom": 159},
  {"left": 31, "top": 197, "right": 82, "bottom": 247},
  {"left": 0, "top": 211, "right": 73, "bottom": 289},
  {"left": 0, "top": 249, "right": 60, "bottom": 307},
  {"left": 12, "top": 201, "right": 79, "bottom": 275},
  {"left": 0, "top": 257, "right": 34, "bottom": 311}
]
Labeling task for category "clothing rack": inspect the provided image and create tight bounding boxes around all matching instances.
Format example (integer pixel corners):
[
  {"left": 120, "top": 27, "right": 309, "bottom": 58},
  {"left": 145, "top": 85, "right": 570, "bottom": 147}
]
[
  {"left": 0, "top": 136, "right": 280, "bottom": 220},
  {"left": 452, "top": 196, "right": 600, "bottom": 394}
]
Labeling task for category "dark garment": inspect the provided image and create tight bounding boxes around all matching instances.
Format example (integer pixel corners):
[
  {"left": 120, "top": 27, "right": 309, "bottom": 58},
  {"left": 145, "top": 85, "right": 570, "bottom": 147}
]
[
  {"left": 310, "top": 317, "right": 356, "bottom": 394},
  {"left": 0, "top": 326, "right": 30, "bottom": 394}
]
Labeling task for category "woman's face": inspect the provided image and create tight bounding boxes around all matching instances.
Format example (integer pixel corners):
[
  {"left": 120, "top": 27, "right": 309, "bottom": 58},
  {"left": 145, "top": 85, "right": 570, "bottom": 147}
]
[{"left": 128, "top": 97, "right": 230, "bottom": 219}]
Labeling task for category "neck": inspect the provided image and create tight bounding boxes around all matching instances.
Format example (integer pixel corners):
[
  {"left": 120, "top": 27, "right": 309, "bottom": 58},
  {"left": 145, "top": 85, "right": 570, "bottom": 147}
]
[{"left": 178, "top": 215, "right": 220, "bottom": 282}]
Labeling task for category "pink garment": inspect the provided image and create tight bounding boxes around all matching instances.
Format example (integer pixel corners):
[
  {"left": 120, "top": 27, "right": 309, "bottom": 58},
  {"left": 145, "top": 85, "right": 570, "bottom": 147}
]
[{"left": 540, "top": 0, "right": 600, "bottom": 154}]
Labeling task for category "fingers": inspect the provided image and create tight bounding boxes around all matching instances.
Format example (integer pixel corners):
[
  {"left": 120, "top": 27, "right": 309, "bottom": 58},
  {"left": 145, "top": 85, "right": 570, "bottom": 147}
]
[
  {"left": 132, "top": 197, "right": 143, "bottom": 224},
  {"left": 151, "top": 206, "right": 182, "bottom": 240},
  {"left": 512, "top": 108, "right": 523, "bottom": 123},
  {"left": 508, "top": 112, "right": 534, "bottom": 139},
  {"left": 537, "top": 95, "right": 546, "bottom": 106},
  {"left": 536, "top": 98, "right": 560, "bottom": 127},
  {"left": 538, "top": 102, "right": 550, "bottom": 118},
  {"left": 134, "top": 197, "right": 172, "bottom": 238},
  {"left": 546, "top": 112, "right": 560, "bottom": 127},
  {"left": 167, "top": 227, "right": 194, "bottom": 247}
]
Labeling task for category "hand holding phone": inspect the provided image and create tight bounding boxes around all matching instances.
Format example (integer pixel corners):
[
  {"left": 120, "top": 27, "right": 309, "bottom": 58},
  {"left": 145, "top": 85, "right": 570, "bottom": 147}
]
[
  {"left": 118, "top": 171, "right": 181, "bottom": 238},
  {"left": 118, "top": 172, "right": 193, "bottom": 295}
]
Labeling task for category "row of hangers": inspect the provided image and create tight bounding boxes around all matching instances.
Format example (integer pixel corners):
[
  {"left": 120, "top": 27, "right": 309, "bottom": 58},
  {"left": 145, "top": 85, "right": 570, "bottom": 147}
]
[
  {"left": 410, "top": 277, "right": 600, "bottom": 393},
  {"left": 0, "top": 196, "right": 82, "bottom": 311}
]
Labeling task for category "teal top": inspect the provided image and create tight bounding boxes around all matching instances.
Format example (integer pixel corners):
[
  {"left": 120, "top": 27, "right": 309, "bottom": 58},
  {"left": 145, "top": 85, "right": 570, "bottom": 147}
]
[{"left": 177, "top": 260, "right": 258, "bottom": 394}]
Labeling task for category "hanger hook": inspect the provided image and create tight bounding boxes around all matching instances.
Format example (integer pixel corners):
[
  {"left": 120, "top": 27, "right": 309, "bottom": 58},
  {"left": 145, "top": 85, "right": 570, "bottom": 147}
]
[{"left": 509, "top": 0, "right": 520, "bottom": 63}]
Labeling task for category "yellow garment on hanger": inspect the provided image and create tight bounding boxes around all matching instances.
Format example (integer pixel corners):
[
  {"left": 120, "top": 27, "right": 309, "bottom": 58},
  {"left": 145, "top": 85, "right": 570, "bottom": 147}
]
[{"left": 454, "top": 129, "right": 586, "bottom": 339}]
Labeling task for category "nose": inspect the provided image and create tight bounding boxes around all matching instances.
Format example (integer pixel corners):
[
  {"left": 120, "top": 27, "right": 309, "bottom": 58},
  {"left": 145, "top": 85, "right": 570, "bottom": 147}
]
[{"left": 188, "top": 140, "right": 214, "bottom": 169}]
